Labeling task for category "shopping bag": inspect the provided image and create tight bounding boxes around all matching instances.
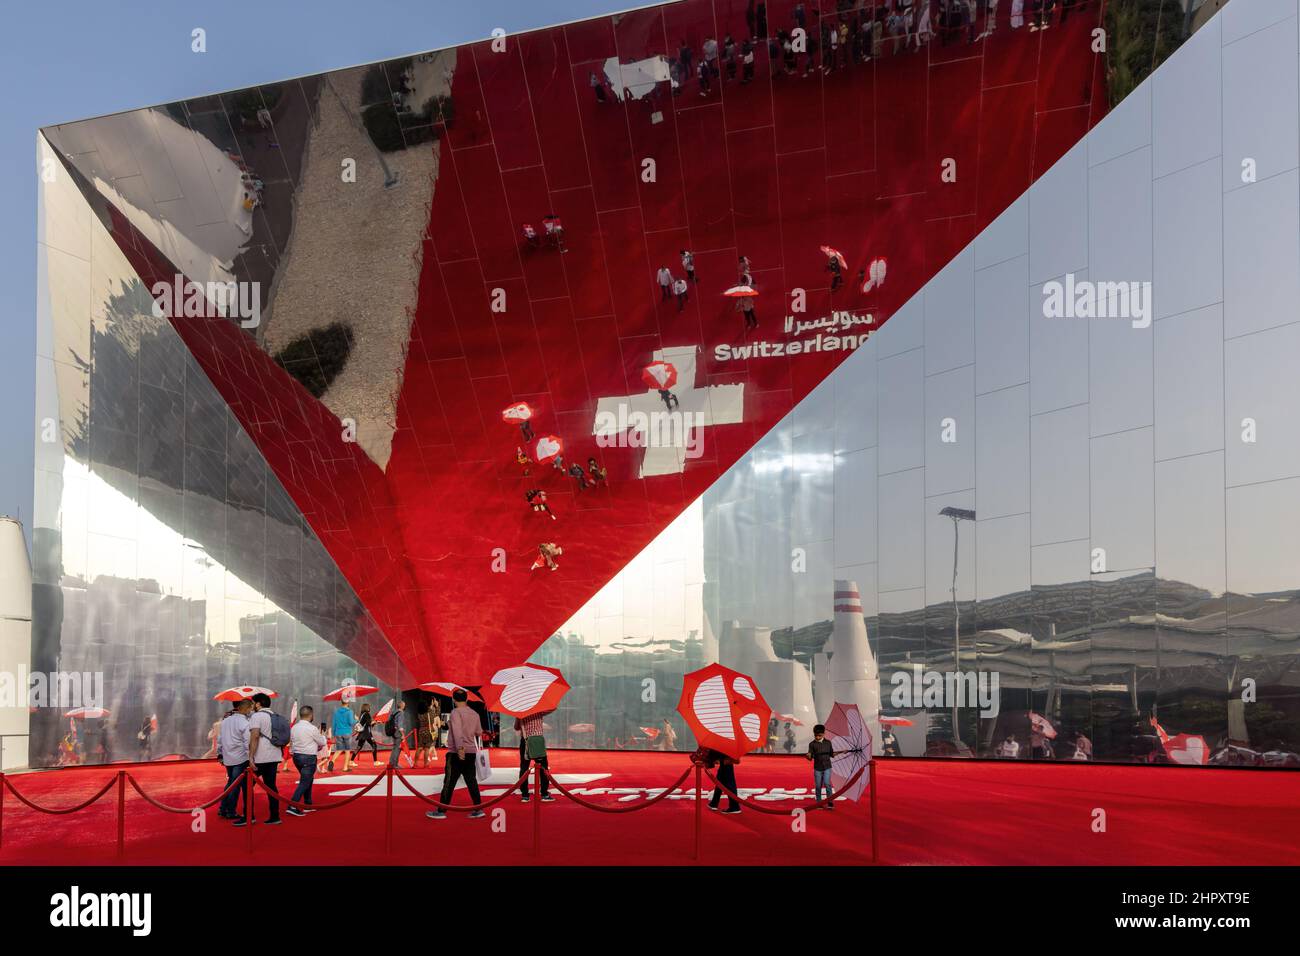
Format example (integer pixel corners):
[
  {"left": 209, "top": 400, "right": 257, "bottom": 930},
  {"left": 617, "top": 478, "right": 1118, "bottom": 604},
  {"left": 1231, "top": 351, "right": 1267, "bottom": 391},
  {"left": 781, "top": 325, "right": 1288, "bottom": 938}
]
[{"left": 474, "top": 736, "right": 492, "bottom": 782}]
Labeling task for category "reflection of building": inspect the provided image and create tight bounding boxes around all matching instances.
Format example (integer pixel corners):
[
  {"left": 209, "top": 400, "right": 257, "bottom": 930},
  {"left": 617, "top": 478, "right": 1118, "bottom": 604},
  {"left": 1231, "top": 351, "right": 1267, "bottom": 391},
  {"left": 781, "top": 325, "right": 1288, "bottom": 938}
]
[{"left": 829, "top": 580, "right": 880, "bottom": 748}]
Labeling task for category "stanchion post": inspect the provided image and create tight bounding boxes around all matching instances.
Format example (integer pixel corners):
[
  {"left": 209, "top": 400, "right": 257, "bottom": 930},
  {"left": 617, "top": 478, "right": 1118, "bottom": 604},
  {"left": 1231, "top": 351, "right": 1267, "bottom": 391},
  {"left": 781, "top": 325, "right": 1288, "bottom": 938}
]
[
  {"left": 532, "top": 760, "right": 541, "bottom": 858},
  {"left": 0, "top": 773, "right": 6, "bottom": 852},
  {"left": 869, "top": 760, "right": 879, "bottom": 864},
  {"left": 245, "top": 767, "right": 255, "bottom": 854},
  {"left": 693, "top": 763, "right": 702, "bottom": 862},
  {"left": 385, "top": 766, "right": 394, "bottom": 855},
  {"left": 116, "top": 771, "right": 126, "bottom": 859}
]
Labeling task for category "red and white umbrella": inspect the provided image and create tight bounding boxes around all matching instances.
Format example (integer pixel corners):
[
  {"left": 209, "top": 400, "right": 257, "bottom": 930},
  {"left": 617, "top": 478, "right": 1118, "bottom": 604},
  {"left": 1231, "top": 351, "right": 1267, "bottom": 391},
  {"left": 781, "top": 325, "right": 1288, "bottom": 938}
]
[
  {"left": 532, "top": 434, "right": 564, "bottom": 464},
  {"left": 820, "top": 245, "right": 848, "bottom": 270},
  {"left": 323, "top": 683, "right": 378, "bottom": 702},
  {"left": 677, "top": 663, "right": 771, "bottom": 761},
  {"left": 568, "top": 722, "right": 596, "bottom": 734},
  {"left": 640, "top": 726, "right": 660, "bottom": 739},
  {"left": 640, "top": 361, "right": 678, "bottom": 390},
  {"left": 1164, "top": 733, "right": 1209, "bottom": 765},
  {"left": 214, "top": 685, "right": 277, "bottom": 702},
  {"left": 880, "top": 715, "right": 914, "bottom": 727},
  {"left": 775, "top": 713, "right": 805, "bottom": 726},
  {"left": 723, "top": 285, "right": 759, "bottom": 297},
  {"left": 418, "top": 681, "right": 484, "bottom": 703},
  {"left": 1029, "top": 712, "right": 1058, "bottom": 739},
  {"left": 372, "top": 698, "right": 395, "bottom": 724},
  {"left": 824, "top": 702, "right": 872, "bottom": 802},
  {"left": 64, "top": 707, "right": 111, "bottom": 719},
  {"left": 501, "top": 401, "right": 534, "bottom": 424},
  {"left": 481, "top": 663, "right": 571, "bottom": 718},
  {"left": 860, "top": 256, "right": 888, "bottom": 293}
]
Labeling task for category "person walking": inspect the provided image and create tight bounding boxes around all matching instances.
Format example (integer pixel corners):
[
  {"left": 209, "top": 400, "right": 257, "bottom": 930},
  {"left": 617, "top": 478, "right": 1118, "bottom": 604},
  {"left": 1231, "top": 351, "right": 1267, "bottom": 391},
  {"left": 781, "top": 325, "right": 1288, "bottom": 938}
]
[
  {"left": 659, "top": 718, "right": 677, "bottom": 751},
  {"left": 330, "top": 701, "right": 355, "bottom": 772},
  {"left": 427, "top": 688, "right": 486, "bottom": 819},
  {"left": 387, "top": 700, "right": 408, "bottom": 768},
  {"left": 736, "top": 294, "right": 757, "bottom": 330},
  {"left": 287, "top": 705, "right": 327, "bottom": 815},
  {"left": 218, "top": 699, "right": 252, "bottom": 821},
  {"left": 137, "top": 715, "right": 154, "bottom": 762},
  {"left": 674, "top": 276, "right": 689, "bottom": 312},
  {"left": 416, "top": 702, "right": 440, "bottom": 768},
  {"left": 698, "top": 747, "right": 742, "bottom": 814},
  {"left": 351, "top": 701, "right": 379, "bottom": 768},
  {"left": 656, "top": 265, "right": 674, "bottom": 301},
  {"left": 516, "top": 710, "right": 555, "bottom": 803},
  {"left": 680, "top": 249, "right": 697, "bottom": 283},
  {"left": 238, "top": 692, "right": 285, "bottom": 826}
]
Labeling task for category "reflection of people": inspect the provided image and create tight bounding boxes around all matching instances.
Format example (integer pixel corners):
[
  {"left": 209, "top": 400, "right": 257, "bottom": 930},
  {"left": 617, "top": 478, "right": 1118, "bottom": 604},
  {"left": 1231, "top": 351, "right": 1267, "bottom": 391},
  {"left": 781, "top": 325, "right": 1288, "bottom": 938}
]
[
  {"left": 659, "top": 388, "right": 679, "bottom": 410},
  {"left": 1072, "top": 730, "right": 1092, "bottom": 761},
  {"left": 137, "top": 716, "right": 154, "bottom": 761},
  {"left": 352, "top": 702, "right": 379, "bottom": 767},
  {"left": 587, "top": 457, "right": 607, "bottom": 486},
  {"left": 532, "top": 542, "right": 563, "bottom": 571},
  {"left": 659, "top": 718, "right": 677, "bottom": 751},
  {"left": 203, "top": 719, "right": 221, "bottom": 759},
  {"left": 996, "top": 734, "right": 1021, "bottom": 758},
  {"left": 783, "top": 722, "right": 796, "bottom": 753},
  {"left": 766, "top": 717, "right": 779, "bottom": 754},
  {"left": 880, "top": 725, "right": 900, "bottom": 757},
  {"left": 526, "top": 488, "right": 557, "bottom": 520}
]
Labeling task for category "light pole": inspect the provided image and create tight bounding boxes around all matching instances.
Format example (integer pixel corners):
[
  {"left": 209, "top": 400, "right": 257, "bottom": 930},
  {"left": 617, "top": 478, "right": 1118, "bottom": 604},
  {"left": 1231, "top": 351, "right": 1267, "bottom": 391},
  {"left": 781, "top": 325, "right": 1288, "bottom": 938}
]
[{"left": 939, "top": 506, "right": 975, "bottom": 744}]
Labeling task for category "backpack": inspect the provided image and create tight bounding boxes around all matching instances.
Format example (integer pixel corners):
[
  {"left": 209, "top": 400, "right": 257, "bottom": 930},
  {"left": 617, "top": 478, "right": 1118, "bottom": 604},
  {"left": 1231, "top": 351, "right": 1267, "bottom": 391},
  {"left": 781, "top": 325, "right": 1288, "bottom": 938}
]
[
  {"left": 384, "top": 715, "right": 397, "bottom": 737},
  {"left": 266, "top": 711, "right": 292, "bottom": 750}
]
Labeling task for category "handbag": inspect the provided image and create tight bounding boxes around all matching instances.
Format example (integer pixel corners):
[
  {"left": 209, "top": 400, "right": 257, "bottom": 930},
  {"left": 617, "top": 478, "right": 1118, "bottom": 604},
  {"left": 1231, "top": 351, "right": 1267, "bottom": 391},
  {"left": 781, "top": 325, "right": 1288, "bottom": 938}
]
[
  {"left": 474, "top": 736, "right": 492, "bottom": 782},
  {"left": 525, "top": 734, "right": 547, "bottom": 761}
]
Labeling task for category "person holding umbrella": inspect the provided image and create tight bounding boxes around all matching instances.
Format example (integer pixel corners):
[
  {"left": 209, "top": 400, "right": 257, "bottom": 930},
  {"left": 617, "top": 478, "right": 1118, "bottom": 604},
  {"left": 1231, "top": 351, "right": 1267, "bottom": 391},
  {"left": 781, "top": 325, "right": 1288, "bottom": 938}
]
[
  {"left": 696, "top": 747, "right": 742, "bottom": 814},
  {"left": 806, "top": 723, "right": 837, "bottom": 810},
  {"left": 516, "top": 710, "right": 555, "bottom": 803}
]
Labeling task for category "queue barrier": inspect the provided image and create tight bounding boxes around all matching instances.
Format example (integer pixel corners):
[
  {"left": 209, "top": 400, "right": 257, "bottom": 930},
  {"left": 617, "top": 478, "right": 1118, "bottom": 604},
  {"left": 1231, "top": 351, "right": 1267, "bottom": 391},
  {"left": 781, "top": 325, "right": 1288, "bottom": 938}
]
[{"left": 0, "top": 754, "right": 880, "bottom": 863}]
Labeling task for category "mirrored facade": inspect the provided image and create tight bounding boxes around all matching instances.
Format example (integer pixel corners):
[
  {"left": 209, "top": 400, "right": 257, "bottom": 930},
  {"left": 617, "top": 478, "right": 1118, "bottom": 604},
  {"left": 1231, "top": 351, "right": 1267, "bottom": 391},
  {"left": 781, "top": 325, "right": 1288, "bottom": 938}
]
[{"left": 34, "top": 0, "right": 1282, "bottom": 768}]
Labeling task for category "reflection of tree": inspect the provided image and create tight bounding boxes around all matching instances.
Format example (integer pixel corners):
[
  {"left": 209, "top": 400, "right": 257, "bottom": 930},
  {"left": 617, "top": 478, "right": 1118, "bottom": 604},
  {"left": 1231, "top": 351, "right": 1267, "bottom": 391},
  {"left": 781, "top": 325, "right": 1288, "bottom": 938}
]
[
  {"left": 271, "top": 322, "right": 355, "bottom": 398},
  {"left": 1105, "top": 0, "right": 1189, "bottom": 108}
]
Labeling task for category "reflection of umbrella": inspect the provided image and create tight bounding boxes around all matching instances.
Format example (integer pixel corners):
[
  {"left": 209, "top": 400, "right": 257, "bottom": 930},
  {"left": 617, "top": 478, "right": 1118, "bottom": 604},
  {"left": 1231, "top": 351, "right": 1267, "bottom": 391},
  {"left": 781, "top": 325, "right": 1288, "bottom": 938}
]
[
  {"left": 775, "top": 713, "right": 805, "bottom": 726},
  {"left": 481, "top": 663, "right": 570, "bottom": 718},
  {"left": 323, "top": 684, "right": 378, "bottom": 702},
  {"left": 568, "top": 723, "right": 596, "bottom": 733},
  {"left": 501, "top": 401, "right": 534, "bottom": 424},
  {"left": 825, "top": 702, "right": 872, "bottom": 802},
  {"left": 723, "top": 285, "right": 759, "bottom": 297},
  {"left": 677, "top": 663, "right": 771, "bottom": 761},
  {"left": 372, "top": 698, "right": 395, "bottom": 724},
  {"left": 1165, "top": 733, "right": 1209, "bottom": 765},
  {"left": 880, "top": 715, "right": 914, "bottom": 727},
  {"left": 1030, "top": 712, "right": 1058, "bottom": 739},
  {"left": 64, "top": 707, "right": 111, "bottom": 719},
  {"left": 418, "top": 681, "right": 484, "bottom": 703},
  {"left": 533, "top": 435, "right": 563, "bottom": 464},
  {"left": 860, "top": 256, "right": 887, "bottom": 293},
  {"left": 214, "top": 685, "right": 277, "bottom": 702},
  {"left": 640, "top": 361, "right": 678, "bottom": 390},
  {"left": 640, "top": 726, "right": 660, "bottom": 739},
  {"left": 820, "top": 245, "right": 848, "bottom": 269}
]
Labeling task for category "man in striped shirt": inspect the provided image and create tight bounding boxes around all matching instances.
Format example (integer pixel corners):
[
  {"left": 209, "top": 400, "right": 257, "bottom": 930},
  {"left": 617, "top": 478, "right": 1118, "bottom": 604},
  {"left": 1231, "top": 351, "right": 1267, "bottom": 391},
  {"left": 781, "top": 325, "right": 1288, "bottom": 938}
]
[{"left": 516, "top": 711, "right": 555, "bottom": 803}]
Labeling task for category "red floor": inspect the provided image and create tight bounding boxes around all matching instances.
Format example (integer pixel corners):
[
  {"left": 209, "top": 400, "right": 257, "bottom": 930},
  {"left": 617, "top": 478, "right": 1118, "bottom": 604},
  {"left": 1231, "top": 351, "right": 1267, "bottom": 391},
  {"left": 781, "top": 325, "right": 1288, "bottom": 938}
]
[{"left": 4, "top": 751, "right": 1296, "bottom": 867}]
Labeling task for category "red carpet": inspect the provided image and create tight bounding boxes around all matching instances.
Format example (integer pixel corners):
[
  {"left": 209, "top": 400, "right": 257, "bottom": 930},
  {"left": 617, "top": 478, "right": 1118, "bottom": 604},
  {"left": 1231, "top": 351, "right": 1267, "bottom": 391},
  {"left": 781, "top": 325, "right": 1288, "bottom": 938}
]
[{"left": 4, "top": 752, "right": 1297, "bottom": 866}]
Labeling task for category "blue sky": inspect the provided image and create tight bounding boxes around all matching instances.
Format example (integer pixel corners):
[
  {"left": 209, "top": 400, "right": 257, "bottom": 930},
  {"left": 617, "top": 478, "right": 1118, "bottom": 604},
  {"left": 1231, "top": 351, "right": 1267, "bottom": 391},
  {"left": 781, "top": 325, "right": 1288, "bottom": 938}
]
[{"left": 1, "top": 0, "right": 628, "bottom": 545}]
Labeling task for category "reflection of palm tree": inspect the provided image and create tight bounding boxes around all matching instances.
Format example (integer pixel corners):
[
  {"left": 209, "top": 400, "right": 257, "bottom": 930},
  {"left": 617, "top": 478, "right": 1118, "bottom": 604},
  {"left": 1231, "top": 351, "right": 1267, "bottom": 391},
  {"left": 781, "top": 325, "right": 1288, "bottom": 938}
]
[
  {"left": 324, "top": 75, "right": 399, "bottom": 189},
  {"left": 939, "top": 506, "right": 975, "bottom": 741}
]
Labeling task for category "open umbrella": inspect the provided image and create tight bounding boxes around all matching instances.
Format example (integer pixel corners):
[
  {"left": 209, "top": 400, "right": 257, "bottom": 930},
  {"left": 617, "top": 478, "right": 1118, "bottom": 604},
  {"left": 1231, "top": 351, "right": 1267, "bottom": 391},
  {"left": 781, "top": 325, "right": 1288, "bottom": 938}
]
[
  {"left": 722, "top": 285, "right": 759, "bottom": 297},
  {"left": 640, "top": 726, "right": 660, "bottom": 739},
  {"left": 860, "top": 256, "right": 887, "bottom": 293},
  {"left": 64, "top": 707, "right": 111, "bottom": 719},
  {"left": 481, "top": 663, "right": 570, "bottom": 718},
  {"left": 775, "top": 713, "right": 805, "bottom": 726},
  {"left": 533, "top": 435, "right": 564, "bottom": 464},
  {"left": 568, "top": 722, "right": 596, "bottom": 734},
  {"left": 820, "top": 245, "right": 848, "bottom": 270},
  {"left": 640, "top": 361, "right": 678, "bottom": 390},
  {"left": 501, "top": 401, "right": 534, "bottom": 424},
  {"left": 323, "top": 683, "right": 378, "bottom": 702},
  {"left": 677, "top": 663, "right": 771, "bottom": 761},
  {"left": 372, "top": 698, "right": 395, "bottom": 725},
  {"left": 1029, "top": 712, "right": 1058, "bottom": 739},
  {"left": 824, "top": 701, "right": 873, "bottom": 802},
  {"left": 418, "top": 681, "right": 484, "bottom": 702},
  {"left": 214, "top": 685, "right": 277, "bottom": 702},
  {"left": 1164, "top": 733, "right": 1209, "bottom": 765},
  {"left": 880, "top": 715, "right": 914, "bottom": 727}
]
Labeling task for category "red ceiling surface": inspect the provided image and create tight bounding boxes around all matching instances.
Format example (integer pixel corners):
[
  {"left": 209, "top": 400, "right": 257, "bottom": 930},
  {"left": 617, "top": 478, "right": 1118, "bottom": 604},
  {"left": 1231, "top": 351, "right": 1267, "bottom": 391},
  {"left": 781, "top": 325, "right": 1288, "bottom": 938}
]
[{"left": 94, "top": 0, "right": 1109, "bottom": 685}]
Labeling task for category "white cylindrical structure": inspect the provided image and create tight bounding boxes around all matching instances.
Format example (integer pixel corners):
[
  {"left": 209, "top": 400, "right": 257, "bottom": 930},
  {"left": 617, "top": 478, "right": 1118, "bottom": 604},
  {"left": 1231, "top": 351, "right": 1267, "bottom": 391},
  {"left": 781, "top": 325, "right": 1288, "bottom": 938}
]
[
  {"left": 830, "top": 579, "right": 881, "bottom": 749},
  {"left": 0, "top": 517, "right": 32, "bottom": 770},
  {"left": 756, "top": 659, "right": 817, "bottom": 751},
  {"left": 812, "top": 651, "right": 834, "bottom": 721}
]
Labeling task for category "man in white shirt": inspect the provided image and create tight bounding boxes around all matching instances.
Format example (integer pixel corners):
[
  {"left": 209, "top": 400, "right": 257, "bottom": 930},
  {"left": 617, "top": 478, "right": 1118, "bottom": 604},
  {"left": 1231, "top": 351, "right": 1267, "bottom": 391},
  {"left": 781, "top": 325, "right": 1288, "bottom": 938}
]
[
  {"left": 657, "top": 266, "right": 673, "bottom": 301},
  {"left": 238, "top": 693, "right": 283, "bottom": 826},
  {"left": 217, "top": 699, "right": 253, "bottom": 820},
  {"left": 997, "top": 734, "right": 1021, "bottom": 759},
  {"left": 287, "top": 705, "right": 327, "bottom": 816},
  {"left": 673, "top": 277, "right": 689, "bottom": 312}
]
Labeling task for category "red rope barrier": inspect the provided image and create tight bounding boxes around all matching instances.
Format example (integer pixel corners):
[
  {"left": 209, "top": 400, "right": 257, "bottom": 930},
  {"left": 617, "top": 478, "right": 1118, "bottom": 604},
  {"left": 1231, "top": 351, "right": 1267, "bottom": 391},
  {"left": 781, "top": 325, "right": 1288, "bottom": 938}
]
[
  {"left": 247, "top": 764, "right": 390, "bottom": 811},
  {"left": 390, "top": 763, "right": 530, "bottom": 812},
  {"left": 2, "top": 773, "right": 118, "bottom": 814},
  {"left": 542, "top": 765, "right": 694, "bottom": 812},
  {"left": 701, "top": 761, "right": 868, "bottom": 814},
  {"left": 127, "top": 768, "right": 248, "bottom": 813}
]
